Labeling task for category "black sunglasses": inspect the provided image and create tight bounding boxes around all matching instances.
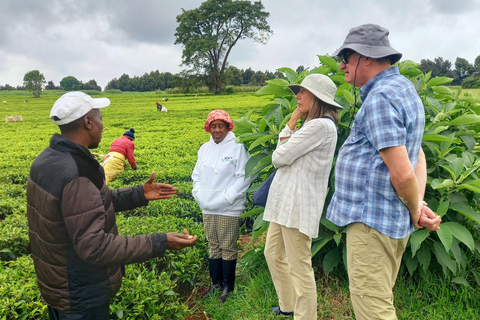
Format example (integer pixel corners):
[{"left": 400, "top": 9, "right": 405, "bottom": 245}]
[{"left": 341, "top": 51, "right": 355, "bottom": 65}]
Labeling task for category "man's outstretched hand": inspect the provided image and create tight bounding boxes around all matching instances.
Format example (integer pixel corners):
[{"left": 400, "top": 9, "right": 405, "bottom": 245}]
[
  {"left": 167, "top": 229, "right": 198, "bottom": 250},
  {"left": 143, "top": 172, "right": 177, "bottom": 200}
]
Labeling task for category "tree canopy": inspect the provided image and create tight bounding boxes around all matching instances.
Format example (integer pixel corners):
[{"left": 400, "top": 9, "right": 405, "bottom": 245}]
[
  {"left": 174, "top": 0, "right": 273, "bottom": 94},
  {"left": 60, "top": 76, "right": 81, "bottom": 91},
  {"left": 23, "top": 70, "right": 46, "bottom": 98}
]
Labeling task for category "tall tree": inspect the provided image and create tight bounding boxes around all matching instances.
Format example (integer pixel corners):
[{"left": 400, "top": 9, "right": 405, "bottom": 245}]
[
  {"left": 419, "top": 57, "right": 453, "bottom": 78},
  {"left": 174, "top": 0, "right": 272, "bottom": 94},
  {"left": 23, "top": 70, "right": 46, "bottom": 98},
  {"left": 60, "top": 76, "right": 81, "bottom": 91},
  {"left": 474, "top": 54, "right": 480, "bottom": 74},
  {"left": 454, "top": 57, "right": 474, "bottom": 80}
]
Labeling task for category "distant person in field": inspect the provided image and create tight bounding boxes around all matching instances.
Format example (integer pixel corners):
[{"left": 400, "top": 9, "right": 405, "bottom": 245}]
[
  {"left": 326, "top": 24, "right": 441, "bottom": 320},
  {"left": 27, "top": 91, "right": 197, "bottom": 320},
  {"left": 263, "top": 74, "right": 342, "bottom": 319},
  {"left": 156, "top": 101, "right": 168, "bottom": 112},
  {"left": 156, "top": 101, "right": 163, "bottom": 111},
  {"left": 101, "top": 128, "right": 137, "bottom": 183},
  {"left": 191, "top": 109, "right": 253, "bottom": 302}
]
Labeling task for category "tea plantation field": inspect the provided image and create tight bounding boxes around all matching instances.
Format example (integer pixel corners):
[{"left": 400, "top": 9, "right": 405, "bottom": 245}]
[{"left": 0, "top": 90, "right": 271, "bottom": 319}]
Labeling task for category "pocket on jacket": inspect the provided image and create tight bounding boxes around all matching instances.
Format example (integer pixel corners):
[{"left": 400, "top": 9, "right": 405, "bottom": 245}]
[{"left": 196, "top": 189, "right": 228, "bottom": 211}]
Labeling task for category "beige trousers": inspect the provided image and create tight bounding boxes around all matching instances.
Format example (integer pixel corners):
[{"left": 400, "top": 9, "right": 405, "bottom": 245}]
[
  {"left": 264, "top": 222, "right": 317, "bottom": 320},
  {"left": 347, "top": 223, "right": 409, "bottom": 320}
]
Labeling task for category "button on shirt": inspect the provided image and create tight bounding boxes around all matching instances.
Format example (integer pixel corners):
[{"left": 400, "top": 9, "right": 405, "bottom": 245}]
[{"left": 327, "top": 67, "right": 425, "bottom": 239}]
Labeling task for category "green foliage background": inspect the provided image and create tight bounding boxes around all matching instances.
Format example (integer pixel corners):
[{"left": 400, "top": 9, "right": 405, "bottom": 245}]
[{"left": 235, "top": 56, "right": 480, "bottom": 285}]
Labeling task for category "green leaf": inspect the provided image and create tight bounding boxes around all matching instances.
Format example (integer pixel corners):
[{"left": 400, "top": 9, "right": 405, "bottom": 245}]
[
  {"left": 311, "top": 235, "right": 332, "bottom": 256},
  {"left": 422, "top": 134, "right": 455, "bottom": 142},
  {"left": 450, "top": 239, "right": 467, "bottom": 267},
  {"left": 432, "top": 86, "right": 453, "bottom": 95},
  {"left": 436, "top": 223, "right": 453, "bottom": 252},
  {"left": 233, "top": 116, "right": 257, "bottom": 134},
  {"left": 436, "top": 201, "right": 450, "bottom": 216},
  {"left": 256, "top": 85, "right": 291, "bottom": 97},
  {"left": 266, "top": 78, "right": 290, "bottom": 87},
  {"left": 427, "top": 77, "right": 453, "bottom": 86},
  {"left": 240, "top": 207, "right": 264, "bottom": 218},
  {"left": 245, "top": 152, "right": 270, "bottom": 177},
  {"left": 252, "top": 212, "right": 266, "bottom": 231},
  {"left": 431, "top": 178, "right": 454, "bottom": 190},
  {"left": 248, "top": 134, "right": 276, "bottom": 151},
  {"left": 116, "top": 309, "right": 124, "bottom": 318},
  {"left": 452, "top": 277, "right": 470, "bottom": 286},
  {"left": 450, "top": 203, "right": 480, "bottom": 225},
  {"left": 433, "top": 241, "right": 457, "bottom": 274},
  {"left": 323, "top": 248, "right": 341, "bottom": 277},
  {"left": 460, "top": 135, "right": 476, "bottom": 152},
  {"left": 410, "top": 228, "right": 430, "bottom": 257},
  {"left": 416, "top": 244, "right": 431, "bottom": 272},
  {"left": 449, "top": 114, "right": 480, "bottom": 125},
  {"left": 404, "top": 252, "right": 418, "bottom": 276},
  {"left": 442, "top": 222, "right": 475, "bottom": 252},
  {"left": 447, "top": 156, "right": 465, "bottom": 178},
  {"left": 472, "top": 270, "right": 480, "bottom": 286},
  {"left": 252, "top": 221, "right": 269, "bottom": 240},
  {"left": 333, "top": 233, "right": 342, "bottom": 246},
  {"left": 317, "top": 55, "right": 339, "bottom": 73},
  {"left": 321, "top": 218, "right": 339, "bottom": 232},
  {"left": 457, "top": 179, "right": 480, "bottom": 194},
  {"left": 276, "top": 67, "right": 298, "bottom": 82}
]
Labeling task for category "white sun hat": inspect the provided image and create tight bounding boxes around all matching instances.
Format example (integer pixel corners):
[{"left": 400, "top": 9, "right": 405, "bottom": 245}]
[
  {"left": 50, "top": 91, "right": 110, "bottom": 125},
  {"left": 287, "top": 74, "right": 343, "bottom": 109}
]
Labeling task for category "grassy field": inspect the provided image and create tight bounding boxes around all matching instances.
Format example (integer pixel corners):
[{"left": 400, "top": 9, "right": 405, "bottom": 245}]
[{"left": 1, "top": 90, "right": 480, "bottom": 319}]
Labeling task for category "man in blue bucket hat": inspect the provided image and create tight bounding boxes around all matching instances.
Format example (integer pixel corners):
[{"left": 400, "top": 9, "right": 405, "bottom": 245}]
[{"left": 326, "top": 24, "right": 441, "bottom": 319}]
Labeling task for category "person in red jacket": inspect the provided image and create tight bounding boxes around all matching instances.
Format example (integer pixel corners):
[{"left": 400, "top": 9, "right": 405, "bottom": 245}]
[{"left": 102, "top": 128, "right": 137, "bottom": 182}]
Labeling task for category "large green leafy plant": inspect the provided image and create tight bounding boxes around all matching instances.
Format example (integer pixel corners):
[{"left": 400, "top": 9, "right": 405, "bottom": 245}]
[{"left": 234, "top": 56, "right": 480, "bottom": 283}]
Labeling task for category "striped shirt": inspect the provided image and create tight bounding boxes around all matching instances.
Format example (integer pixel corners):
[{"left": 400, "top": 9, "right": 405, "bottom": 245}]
[
  {"left": 327, "top": 67, "right": 425, "bottom": 239},
  {"left": 263, "top": 117, "right": 338, "bottom": 239}
]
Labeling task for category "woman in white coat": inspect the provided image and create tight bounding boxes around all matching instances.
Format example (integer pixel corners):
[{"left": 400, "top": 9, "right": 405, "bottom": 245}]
[
  {"left": 263, "top": 74, "right": 343, "bottom": 319},
  {"left": 192, "top": 109, "right": 253, "bottom": 302}
]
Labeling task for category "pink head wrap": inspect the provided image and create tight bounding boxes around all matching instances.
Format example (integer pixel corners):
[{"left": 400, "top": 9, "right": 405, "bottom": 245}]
[{"left": 204, "top": 109, "right": 234, "bottom": 132}]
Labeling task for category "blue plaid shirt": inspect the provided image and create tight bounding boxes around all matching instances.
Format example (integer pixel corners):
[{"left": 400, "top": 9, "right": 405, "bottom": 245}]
[{"left": 327, "top": 67, "right": 425, "bottom": 239}]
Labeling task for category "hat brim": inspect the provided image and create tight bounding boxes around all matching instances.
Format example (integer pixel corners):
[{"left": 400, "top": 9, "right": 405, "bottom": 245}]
[
  {"left": 334, "top": 44, "right": 402, "bottom": 64},
  {"left": 287, "top": 85, "right": 344, "bottom": 110}
]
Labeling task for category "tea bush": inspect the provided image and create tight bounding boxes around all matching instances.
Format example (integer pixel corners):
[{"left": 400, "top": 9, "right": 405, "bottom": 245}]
[{"left": 0, "top": 90, "right": 270, "bottom": 317}]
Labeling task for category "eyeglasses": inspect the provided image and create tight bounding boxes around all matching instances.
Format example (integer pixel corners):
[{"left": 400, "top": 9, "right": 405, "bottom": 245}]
[{"left": 341, "top": 51, "right": 355, "bottom": 65}]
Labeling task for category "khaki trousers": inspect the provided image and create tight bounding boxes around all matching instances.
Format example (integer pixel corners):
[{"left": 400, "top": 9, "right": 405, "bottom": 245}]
[
  {"left": 264, "top": 222, "right": 317, "bottom": 320},
  {"left": 347, "top": 223, "right": 409, "bottom": 320}
]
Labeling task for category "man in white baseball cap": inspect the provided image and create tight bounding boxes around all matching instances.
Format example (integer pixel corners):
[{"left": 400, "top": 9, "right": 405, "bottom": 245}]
[
  {"left": 49, "top": 91, "right": 111, "bottom": 125},
  {"left": 28, "top": 91, "right": 197, "bottom": 319}
]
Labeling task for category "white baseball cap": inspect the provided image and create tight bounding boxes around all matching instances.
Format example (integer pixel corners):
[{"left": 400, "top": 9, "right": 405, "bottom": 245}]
[{"left": 50, "top": 91, "right": 110, "bottom": 125}]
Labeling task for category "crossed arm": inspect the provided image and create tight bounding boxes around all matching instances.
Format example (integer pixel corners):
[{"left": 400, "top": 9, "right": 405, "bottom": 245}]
[{"left": 379, "top": 146, "right": 441, "bottom": 231}]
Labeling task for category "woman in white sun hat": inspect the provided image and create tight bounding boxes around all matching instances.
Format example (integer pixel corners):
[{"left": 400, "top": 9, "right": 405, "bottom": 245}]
[{"left": 263, "top": 73, "right": 343, "bottom": 319}]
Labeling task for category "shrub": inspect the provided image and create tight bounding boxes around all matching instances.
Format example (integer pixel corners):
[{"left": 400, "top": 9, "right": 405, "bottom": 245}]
[
  {"left": 80, "top": 90, "right": 102, "bottom": 96},
  {"left": 104, "top": 89, "right": 123, "bottom": 94},
  {"left": 0, "top": 256, "right": 47, "bottom": 320},
  {"left": 462, "top": 76, "right": 480, "bottom": 89},
  {"left": 236, "top": 58, "right": 480, "bottom": 284},
  {"left": 0, "top": 213, "right": 30, "bottom": 261},
  {"left": 224, "top": 86, "right": 235, "bottom": 94}
]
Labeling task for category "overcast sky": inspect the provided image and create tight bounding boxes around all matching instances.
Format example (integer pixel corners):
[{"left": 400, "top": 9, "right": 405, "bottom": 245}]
[{"left": 1, "top": 0, "right": 479, "bottom": 89}]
